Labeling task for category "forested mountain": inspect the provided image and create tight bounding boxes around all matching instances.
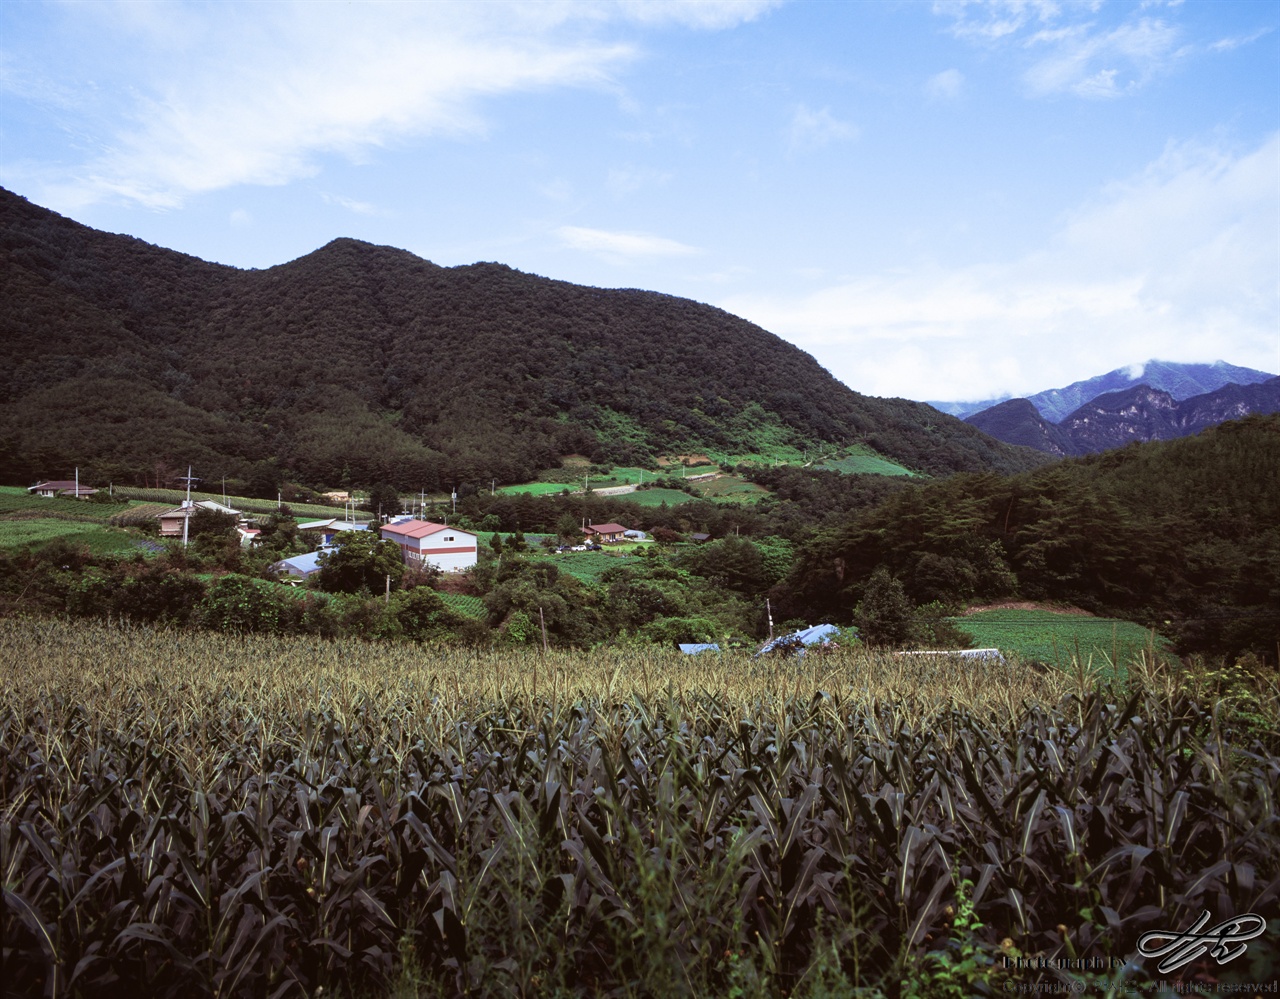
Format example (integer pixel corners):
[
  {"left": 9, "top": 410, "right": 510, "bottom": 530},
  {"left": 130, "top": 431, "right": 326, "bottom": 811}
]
[
  {"left": 963, "top": 399, "right": 1077, "bottom": 457},
  {"left": 929, "top": 359, "right": 1276, "bottom": 421},
  {"left": 778, "top": 414, "right": 1280, "bottom": 660},
  {"left": 0, "top": 188, "right": 1041, "bottom": 492},
  {"left": 964, "top": 378, "right": 1280, "bottom": 455}
]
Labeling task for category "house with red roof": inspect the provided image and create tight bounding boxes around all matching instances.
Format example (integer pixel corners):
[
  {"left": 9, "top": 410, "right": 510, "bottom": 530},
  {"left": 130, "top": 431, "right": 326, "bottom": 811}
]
[
  {"left": 583, "top": 522, "right": 629, "bottom": 544},
  {"left": 380, "top": 519, "right": 478, "bottom": 572}
]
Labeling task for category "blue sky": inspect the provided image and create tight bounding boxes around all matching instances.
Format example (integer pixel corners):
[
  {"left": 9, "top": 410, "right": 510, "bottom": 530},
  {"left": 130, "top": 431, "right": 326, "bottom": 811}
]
[{"left": 3, "top": 0, "right": 1277, "bottom": 401}]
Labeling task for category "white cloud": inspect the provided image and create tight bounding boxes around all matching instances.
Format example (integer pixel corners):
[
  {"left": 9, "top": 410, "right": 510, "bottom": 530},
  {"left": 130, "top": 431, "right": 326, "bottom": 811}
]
[
  {"left": 936, "top": 2, "right": 1192, "bottom": 100},
  {"left": 557, "top": 225, "right": 700, "bottom": 259},
  {"left": 933, "top": 0, "right": 1064, "bottom": 42},
  {"left": 611, "top": 0, "right": 783, "bottom": 30},
  {"left": 924, "top": 68, "right": 965, "bottom": 100},
  {"left": 719, "top": 134, "right": 1280, "bottom": 400},
  {"left": 787, "top": 105, "right": 858, "bottom": 154},
  {"left": 1024, "top": 17, "right": 1182, "bottom": 98},
  {"left": 320, "top": 192, "right": 384, "bottom": 216},
  {"left": 606, "top": 165, "right": 673, "bottom": 196},
  {"left": 10, "top": 1, "right": 773, "bottom": 212},
  {"left": 1209, "top": 26, "right": 1273, "bottom": 53}
]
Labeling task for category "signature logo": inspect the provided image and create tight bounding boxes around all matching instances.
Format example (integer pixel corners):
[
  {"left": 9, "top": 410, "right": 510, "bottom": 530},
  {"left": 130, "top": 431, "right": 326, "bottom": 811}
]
[{"left": 1137, "top": 910, "right": 1267, "bottom": 974}]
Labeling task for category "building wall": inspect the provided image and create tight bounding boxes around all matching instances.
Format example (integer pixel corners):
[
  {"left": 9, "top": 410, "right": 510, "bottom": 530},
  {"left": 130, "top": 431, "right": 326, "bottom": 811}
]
[{"left": 381, "top": 528, "right": 478, "bottom": 572}]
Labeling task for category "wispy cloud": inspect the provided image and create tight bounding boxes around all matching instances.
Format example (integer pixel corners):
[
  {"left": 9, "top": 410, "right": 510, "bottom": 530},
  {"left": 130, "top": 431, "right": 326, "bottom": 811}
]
[
  {"left": 611, "top": 0, "right": 783, "bottom": 30},
  {"left": 1209, "top": 26, "right": 1273, "bottom": 53},
  {"left": 320, "top": 192, "right": 385, "bottom": 217},
  {"left": 935, "top": 1, "right": 1193, "bottom": 99},
  {"left": 924, "top": 68, "right": 965, "bottom": 100},
  {"left": 719, "top": 134, "right": 1280, "bottom": 399},
  {"left": 606, "top": 165, "right": 673, "bottom": 196},
  {"left": 557, "top": 225, "right": 700, "bottom": 259},
  {"left": 787, "top": 105, "right": 858, "bottom": 154},
  {"left": 1024, "top": 17, "right": 1182, "bottom": 98},
  {"left": 6, "top": 1, "right": 776, "bottom": 212}
]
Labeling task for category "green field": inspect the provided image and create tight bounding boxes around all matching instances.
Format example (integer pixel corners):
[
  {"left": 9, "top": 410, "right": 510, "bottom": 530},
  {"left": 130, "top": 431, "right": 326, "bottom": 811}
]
[
  {"left": 498, "top": 466, "right": 654, "bottom": 496},
  {"left": 536, "top": 550, "right": 635, "bottom": 584},
  {"left": 622, "top": 487, "right": 697, "bottom": 507},
  {"left": 950, "top": 607, "right": 1172, "bottom": 673},
  {"left": 689, "top": 474, "right": 769, "bottom": 503},
  {"left": 439, "top": 592, "right": 486, "bottom": 618},
  {"left": 0, "top": 519, "right": 143, "bottom": 555},
  {"left": 113, "top": 487, "right": 352, "bottom": 520},
  {"left": 817, "top": 452, "right": 916, "bottom": 477}
]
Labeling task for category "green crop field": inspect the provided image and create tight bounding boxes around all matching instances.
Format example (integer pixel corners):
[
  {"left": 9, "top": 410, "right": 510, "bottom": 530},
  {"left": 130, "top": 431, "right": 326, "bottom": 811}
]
[
  {"left": 536, "top": 550, "right": 633, "bottom": 584},
  {"left": 950, "top": 607, "right": 1172, "bottom": 673},
  {"left": 0, "top": 518, "right": 142, "bottom": 554},
  {"left": 817, "top": 452, "right": 916, "bottom": 477},
  {"left": 113, "top": 487, "right": 353, "bottom": 520},
  {"left": 622, "top": 487, "right": 697, "bottom": 507},
  {"left": 691, "top": 474, "right": 769, "bottom": 503},
  {"left": 2, "top": 617, "right": 1274, "bottom": 998},
  {"left": 438, "top": 592, "right": 486, "bottom": 619}
]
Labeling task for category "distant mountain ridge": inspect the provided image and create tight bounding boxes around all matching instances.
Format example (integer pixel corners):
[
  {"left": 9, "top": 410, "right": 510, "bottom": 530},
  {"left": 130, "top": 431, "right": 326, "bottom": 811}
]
[
  {"left": 929, "top": 360, "right": 1276, "bottom": 422},
  {"left": 0, "top": 187, "right": 1043, "bottom": 491},
  {"left": 965, "top": 378, "right": 1280, "bottom": 456}
]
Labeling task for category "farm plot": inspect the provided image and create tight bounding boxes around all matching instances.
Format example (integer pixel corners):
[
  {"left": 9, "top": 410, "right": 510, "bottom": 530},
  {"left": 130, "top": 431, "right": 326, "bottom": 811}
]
[
  {"left": 951, "top": 607, "right": 1172, "bottom": 674},
  {"left": 2, "top": 618, "right": 1274, "bottom": 998}
]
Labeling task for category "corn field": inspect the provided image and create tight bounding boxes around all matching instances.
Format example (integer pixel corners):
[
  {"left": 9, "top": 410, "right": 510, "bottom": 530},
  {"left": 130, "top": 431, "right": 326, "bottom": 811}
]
[{"left": 1, "top": 617, "right": 1277, "bottom": 997}]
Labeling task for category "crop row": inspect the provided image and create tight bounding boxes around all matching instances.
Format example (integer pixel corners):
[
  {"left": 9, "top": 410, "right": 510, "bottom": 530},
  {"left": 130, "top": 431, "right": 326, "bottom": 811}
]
[{"left": 2, "top": 620, "right": 1276, "bottom": 997}]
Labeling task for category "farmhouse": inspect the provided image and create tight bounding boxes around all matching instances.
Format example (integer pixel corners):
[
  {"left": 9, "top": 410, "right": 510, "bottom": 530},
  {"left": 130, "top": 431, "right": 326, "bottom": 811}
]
[
  {"left": 380, "top": 519, "right": 477, "bottom": 572},
  {"left": 583, "top": 522, "right": 629, "bottom": 544},
  {"left": 156, "top": 500, "right": 246, "bottom": 537},
  {"left": 28, "top": 479, "right": 98, "bottom": 499}
]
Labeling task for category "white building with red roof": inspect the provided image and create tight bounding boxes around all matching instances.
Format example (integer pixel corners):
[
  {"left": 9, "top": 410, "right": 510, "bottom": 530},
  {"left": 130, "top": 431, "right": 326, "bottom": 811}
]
[{"left": 380, "top": 519, "right": 478, "bottom": 572}]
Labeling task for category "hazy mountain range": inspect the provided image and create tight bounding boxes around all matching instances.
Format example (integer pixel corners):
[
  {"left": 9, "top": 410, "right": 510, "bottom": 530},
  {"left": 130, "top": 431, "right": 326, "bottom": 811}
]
[
  {"left": 929, "top": 360, "right": 1276, "bottom": 422},
  {"left": 964, "top": 379, "right": 1280, "bottom": 457}
]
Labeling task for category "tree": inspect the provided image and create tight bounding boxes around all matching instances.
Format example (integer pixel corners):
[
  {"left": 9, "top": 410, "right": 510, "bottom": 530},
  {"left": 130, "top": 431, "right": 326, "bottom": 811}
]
[
  {"left": 853, "top": 567, "right": 916, "bottom": 647},
  {"left": 363, "top": 483, "right": 401, "bottom": 521},
  {"left": 316, "top": 531, "right": 405, "bottom": 594}
]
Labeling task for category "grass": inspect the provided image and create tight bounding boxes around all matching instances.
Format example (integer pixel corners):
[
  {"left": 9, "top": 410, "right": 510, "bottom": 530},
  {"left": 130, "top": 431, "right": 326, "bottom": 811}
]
[
  {"left": 688, "top": 474, "right": 770, "bottom": 504},
  {"left": 621, "top": 487, "right": 697, "bottom": 507},
  {"left": 535, "top": 550, "right": 634, "bottom": 584},
  {"left": 817, "top": 451, "right": 916, "bottom": 477},
  {"left": 950, "top": 607, "right": 1173, "bottom": 675},
  {"left": 0, "top": 518, "right": 142, "bottom": 555}
]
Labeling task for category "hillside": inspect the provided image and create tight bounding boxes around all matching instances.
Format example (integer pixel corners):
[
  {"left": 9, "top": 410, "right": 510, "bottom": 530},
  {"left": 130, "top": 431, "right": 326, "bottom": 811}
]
[
  {"left": 965, "top": 378, "right": 1280, "bottom": 455},
  {"left": 930, "top": 359, "right": 1276, "bottom": 422},
  {"left": 781, "top": 414, "right": 1280, "bottom": 660},
  {"left": 0, "top": 188, "right": 1043, "bottom": 492}
]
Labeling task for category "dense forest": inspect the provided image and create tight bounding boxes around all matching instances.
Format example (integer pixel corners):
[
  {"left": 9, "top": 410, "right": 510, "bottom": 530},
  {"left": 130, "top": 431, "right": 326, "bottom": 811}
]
[
  {"left": 776, "top": 415, "right": 1280, "bottom": 661},
  {"left": 0, "top": 187, "right": 1043, "bottom": 491}
]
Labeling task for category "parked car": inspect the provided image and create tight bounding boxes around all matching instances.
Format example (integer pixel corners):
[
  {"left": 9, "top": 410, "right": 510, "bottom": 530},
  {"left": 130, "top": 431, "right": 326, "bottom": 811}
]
[{"left": 571, "top": 545, "right": 587, "bottom": 552}]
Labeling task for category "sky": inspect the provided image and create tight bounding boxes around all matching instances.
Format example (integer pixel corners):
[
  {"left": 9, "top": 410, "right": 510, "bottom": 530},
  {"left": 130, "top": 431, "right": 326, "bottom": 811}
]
[{"left": 2, "top": 0, "right": 1277, "bottom": 402}]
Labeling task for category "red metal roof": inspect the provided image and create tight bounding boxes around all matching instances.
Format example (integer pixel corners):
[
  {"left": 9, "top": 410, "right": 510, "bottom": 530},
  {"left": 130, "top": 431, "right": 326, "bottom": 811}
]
[
  {"left": 585, "top": 523, "right": 629, "bottom": 535},
  {"left": 380, "top": 519, "right": 474, "bottom": 540}
]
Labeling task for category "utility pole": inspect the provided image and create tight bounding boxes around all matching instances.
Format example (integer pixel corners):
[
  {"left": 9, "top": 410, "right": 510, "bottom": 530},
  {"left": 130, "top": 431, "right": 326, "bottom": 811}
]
[{"left": 177, "top": 466, "right": 200, "bottom": 546}]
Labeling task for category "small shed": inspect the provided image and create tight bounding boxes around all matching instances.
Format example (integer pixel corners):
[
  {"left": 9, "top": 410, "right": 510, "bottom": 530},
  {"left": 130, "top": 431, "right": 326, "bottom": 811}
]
[{"left": 270, "top": 551, "right": 326, "bottom": 581}]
